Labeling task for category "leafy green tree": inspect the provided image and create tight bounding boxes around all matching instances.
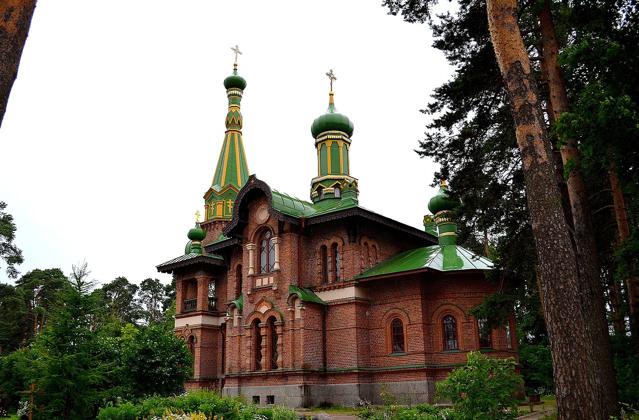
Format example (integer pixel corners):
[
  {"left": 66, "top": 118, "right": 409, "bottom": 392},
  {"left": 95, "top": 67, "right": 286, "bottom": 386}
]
[
  {"left": 99, "top": 277, "right": 141, "bottom": 325},
  {"left": 138, "top": 278, "right": 165, "bottom": 325},
  {"left": 0, "top": 202, "right": 23, "bottom": 279},
  {"left": 120, "top": 323, "right": 191, "bottom": 398},
  {"left": 437, "top": 352, "right": 522, "bottom": 419},
  {"left": 0, "top": 284, "right": 28, "bottom": 354},
  {"left": 15, "top": 268, "right": 69, "bottom": 339}
]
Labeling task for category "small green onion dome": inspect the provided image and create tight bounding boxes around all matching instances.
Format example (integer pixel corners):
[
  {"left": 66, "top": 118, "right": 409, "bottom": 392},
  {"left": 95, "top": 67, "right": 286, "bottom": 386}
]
[
  {"left": 311, "top": 93, "right": 354, "bottom": 138},
  {"left": 185, "top": 240, "right": 193, "bottom": 254},
  {"left": 428, "top": 181, "right": 460, "bottom": 214},
  {"left": 224, "top": 69, "right": 247, "bottom": 90},
  {"left": 187, "top": 223, "right": 206, "bottom": 242}
]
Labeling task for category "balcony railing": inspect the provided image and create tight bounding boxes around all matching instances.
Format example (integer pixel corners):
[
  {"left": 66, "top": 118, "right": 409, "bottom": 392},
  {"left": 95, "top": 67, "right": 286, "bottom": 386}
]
[{"left": 183, "top": 299, "right": 197, "bottom": 312}]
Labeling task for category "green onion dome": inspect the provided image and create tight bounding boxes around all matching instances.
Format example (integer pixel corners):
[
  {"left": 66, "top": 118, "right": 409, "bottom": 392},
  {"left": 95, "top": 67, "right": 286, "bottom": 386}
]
[
  {"left": 223, "top": 68, "right": 247, "bottom": 90},
  {"left": 311, "top": 93, "right": 354, "bottom": 138},
  {"left": 187, "top": 222, "right": 206, "bottom": 242},
  {"left": 428, "top": 181, "right": 460, "bottom": 214}
]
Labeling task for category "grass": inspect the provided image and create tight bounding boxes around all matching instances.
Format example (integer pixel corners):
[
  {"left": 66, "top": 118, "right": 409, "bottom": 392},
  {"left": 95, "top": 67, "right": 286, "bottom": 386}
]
[
  {"left": 517, "top": 395, "right": 557, "bottom": 415},
  {"left": 297, "top": 405, "right": 362, "bottom": 416}
]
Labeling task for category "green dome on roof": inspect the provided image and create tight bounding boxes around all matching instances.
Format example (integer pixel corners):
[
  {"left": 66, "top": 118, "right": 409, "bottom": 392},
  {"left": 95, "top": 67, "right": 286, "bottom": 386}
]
[
  {"left": 224, "top": 69, "right": 247, "bottom": 90},
  {"left": 428, "top": 181, "right": 460, "bottom": 214},
  {"left": 311, "top": 93, "right": 354, "bottom": 138},
  {"left": 187, "top": 223, "right": 206, "bottom": 241}
]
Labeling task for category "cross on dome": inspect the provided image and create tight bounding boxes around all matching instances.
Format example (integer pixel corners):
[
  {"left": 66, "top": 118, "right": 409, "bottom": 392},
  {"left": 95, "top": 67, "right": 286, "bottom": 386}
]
[
  {"left": 231, "top": 45, "right": 242, "bottom": 66},
  {"left": 326, "top": 69, "right": 337, "bottom": 92}
]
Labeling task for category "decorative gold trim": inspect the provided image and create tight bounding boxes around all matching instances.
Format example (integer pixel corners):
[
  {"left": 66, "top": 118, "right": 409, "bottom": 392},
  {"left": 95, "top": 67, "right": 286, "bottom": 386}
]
[
  {"left": 439, "top": 232, "right": 457, "bottom": 237},
  {"left": 220, "top": 136, "right": 231, "bottom": 184},
  {"left": 234, "top": 132, "right": 242, "bottom": 186}
]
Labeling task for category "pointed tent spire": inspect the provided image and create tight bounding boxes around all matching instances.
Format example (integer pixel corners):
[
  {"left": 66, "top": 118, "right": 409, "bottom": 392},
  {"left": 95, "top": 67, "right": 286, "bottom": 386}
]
[{"left": 204, "top": 48, "right": 250, "bottom": 221}]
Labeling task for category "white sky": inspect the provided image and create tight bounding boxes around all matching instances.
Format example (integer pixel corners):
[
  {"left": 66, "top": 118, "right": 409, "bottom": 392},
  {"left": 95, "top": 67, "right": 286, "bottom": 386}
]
[{"left": 0, "top": 0, "right": 451, "bottom": 286}]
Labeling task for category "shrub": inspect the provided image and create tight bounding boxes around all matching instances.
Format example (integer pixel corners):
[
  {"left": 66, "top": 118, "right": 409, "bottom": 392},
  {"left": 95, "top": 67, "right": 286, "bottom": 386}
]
[
  {"left": 436, "top": 351, "right": 522, "bottom": 420},
  {"left": 97, "top": 391, "right": 297, "bottom": 420}
]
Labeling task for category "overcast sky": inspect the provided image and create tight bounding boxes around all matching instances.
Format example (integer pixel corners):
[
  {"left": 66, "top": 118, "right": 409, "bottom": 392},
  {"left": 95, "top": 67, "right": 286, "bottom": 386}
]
[{"left": 0, "top": 0, "right": 452, "bottom": 286}]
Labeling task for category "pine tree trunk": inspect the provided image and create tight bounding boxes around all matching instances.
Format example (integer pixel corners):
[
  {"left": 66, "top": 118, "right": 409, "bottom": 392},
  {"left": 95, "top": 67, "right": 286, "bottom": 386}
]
[
  {"left": 485, "top": 0, "right": 606, "bottom": 417},
  {"left": 609, "top": 159, "right": 639, "bottom": 344},
  {"left": 538, "top": 1, "right": 618, "bottom": 414},
  {"left": 0, "top": 0, "right": 37, "bottom": 127}
]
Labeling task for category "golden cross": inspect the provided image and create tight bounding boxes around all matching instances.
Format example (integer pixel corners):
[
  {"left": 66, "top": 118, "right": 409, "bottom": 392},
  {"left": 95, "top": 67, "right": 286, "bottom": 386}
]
[
  {"left": 326, "top": 69, "right": 337, "bottom": 91},
  {"left": 195, "top": 210, "right": 201, "bottom": 222},
  {"left": 231, "top": 45, "right": 242, "bottom": 66}
]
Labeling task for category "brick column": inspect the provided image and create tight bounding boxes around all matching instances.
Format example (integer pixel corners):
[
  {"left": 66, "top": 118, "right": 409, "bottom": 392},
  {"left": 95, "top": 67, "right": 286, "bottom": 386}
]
[
  {"left": 196, "top": 277, "right": 210, "bottom": 311},
  {"left": 244, "top": 325, "right": 253, "bottom": 371},
  {"left": 259, "top": 322, "right": 267, "bottom": 370},
  {"left": 176, "top": 279, "right": 184, "bottom": 314},
  {"left": 275, "top": 321, "right": 284, "bottom": 369}
]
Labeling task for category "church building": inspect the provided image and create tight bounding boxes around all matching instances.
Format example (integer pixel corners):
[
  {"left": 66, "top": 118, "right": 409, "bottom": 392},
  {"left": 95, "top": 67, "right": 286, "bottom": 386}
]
[{"left": 157, "top": 57, "right": 518, "bottom": 407}]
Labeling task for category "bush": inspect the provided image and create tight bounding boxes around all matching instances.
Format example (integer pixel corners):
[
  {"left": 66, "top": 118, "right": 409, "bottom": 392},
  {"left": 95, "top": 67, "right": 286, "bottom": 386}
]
[
  {"left": 436, "top": 352, "right": 522, "bottom": 420},
  {"left": 518, "top": 342, "right": 554, "bottom": 395},
  {"left": 97, "top": 391, "right": 297, "bottom": 420}
]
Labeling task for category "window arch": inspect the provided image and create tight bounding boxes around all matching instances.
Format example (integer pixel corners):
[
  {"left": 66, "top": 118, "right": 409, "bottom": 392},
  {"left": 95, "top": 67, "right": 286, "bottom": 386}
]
[
  {"left": 259, "top": 230, "right": 275, "bottom": 274},
  {"left": 320, "top": 245, "right": 328, "bottom": 284},
  {"left": 267, "top": 316, "right": 278, "bottom": 369},
  {"left": 477, "top": 318, "right": 492, "bottom": 349},
  {"left": 331, "top": 242, "right": 341, "bottom": 282},
  {"left": 390, "top": 318, "right": 405, "bottom": 353},
  {"left": 442, "top": 315, "right": 459, "bottom": 351},
  {"left": 252, "top": 319, "right": 262, "bottom": 370},
  {"left": 235, "top": 265, "right": 243, "bottom": 297}
]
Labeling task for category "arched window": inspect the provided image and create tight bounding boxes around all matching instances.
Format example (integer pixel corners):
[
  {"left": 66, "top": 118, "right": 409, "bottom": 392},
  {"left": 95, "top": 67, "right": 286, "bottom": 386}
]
[
  {"left": 391, "top": 318, "right": 405, "bottom": 353},
  {"left": 267, "top": 316, "right": 278, "bottom": 369},
  {"left": 235, "top": 265, "right": 243, "bottom": 296},
  {"left": 443, "top": 315, "right": 458, "bottom": 351},
  {"left": 331, "top": 243, "right": 341, "bottom": 282},
  {"left": 259, "top": 230, "right": 275, "bottom": 274},
  {"left": 477, "top": 318, "right": 492, "bottom": 348},
  {"left": 320, "top": 245, "right": 328, "bottom": 284},
  {"left": 252, "top": 319, "right": 262, "bottom": 370}
]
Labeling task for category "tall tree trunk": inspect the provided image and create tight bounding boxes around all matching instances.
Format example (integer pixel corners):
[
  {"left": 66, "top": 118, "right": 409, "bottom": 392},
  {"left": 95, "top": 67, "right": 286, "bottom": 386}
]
[
  {"left": 0, "top": 0, "right": 37, "bottom": 127},
  {"left": 485, "top": 0, "right": 605, "bottom": 417},
  {"left": 609, "top": 159, "right": 639, "bottom": 344},
  {"left": 538, "top": 0, "right": 619, "bottom": 414}
]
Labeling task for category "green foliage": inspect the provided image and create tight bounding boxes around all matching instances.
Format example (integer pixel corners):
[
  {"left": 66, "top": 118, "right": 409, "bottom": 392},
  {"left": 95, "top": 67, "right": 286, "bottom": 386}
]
[
  {"left": 518, "top": 343, "right": 554, "bottom": 394},
  {"left": 120, "top": 324, "right": 192, "bottom": 398},
  {"left": 612, "top": 335, "right": 639, "bottom": 407},
  {"left": 358, "top": 402, "right": 454, "bottom": 420},
  {"left": 0, "top": 202, "right": 23, "bottom": 279},
  {"left": 469, "top": 293, "right": 514, "bottom": 329},
  {"left": 96, "top": 391, "right": 297, "bottom": 420},
  {"left": 436, "top": 352, "right": 522, "bottom": 420}
]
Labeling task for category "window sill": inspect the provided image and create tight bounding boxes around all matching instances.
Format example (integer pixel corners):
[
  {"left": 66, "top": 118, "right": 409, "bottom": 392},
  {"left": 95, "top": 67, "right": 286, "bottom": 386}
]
[
  {"left": 389, "top": 352, "right": 407, "bottom": 356},
  {"left": 479, "top": 348, "right": 495, "bottom": 352},
  {"left": 442, "top": 349, "right": 462, "bottom": 353}
]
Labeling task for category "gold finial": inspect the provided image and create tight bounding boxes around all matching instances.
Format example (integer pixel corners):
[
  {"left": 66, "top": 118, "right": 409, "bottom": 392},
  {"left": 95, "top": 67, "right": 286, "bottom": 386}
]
[
  {"left": 195, "top": 210, "right": 201, "bottom": 222},
  {"left": 231, "top": 45, "right": 242, "bottom": 69},
  {"left": 326, "top": 69, "right": 337, "bottom": 92},
  {"left": 440, "top": 179, "right": 448, "bottom": 188}
]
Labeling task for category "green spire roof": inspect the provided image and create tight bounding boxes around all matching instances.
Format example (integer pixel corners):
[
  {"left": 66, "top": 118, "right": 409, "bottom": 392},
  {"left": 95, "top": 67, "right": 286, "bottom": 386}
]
[{"left": 205, "top": 64, "right": 251, "bottom": 220}]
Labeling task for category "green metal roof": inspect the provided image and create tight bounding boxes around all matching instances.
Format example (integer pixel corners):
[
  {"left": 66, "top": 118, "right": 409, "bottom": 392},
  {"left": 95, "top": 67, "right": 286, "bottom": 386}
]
[
  {"left": 271, "top": 190, "right": 359, "bottom": 219},
  {"left": 288, "top": 284, "right": 327, "bottom": 305},
  {"left": 356, "top": 245, "right": 493, "bottom": 279},
  {"left": 230, "top": 294, "right": 244, "bottom": 312},
  {"left": 156, "top": 252, "right": 224, "bottom": 273}
]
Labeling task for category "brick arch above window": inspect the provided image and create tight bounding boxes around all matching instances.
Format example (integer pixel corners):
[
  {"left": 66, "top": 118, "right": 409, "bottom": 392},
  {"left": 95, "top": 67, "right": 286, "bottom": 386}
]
[
  {"left": 382, "top": 308, "right": 410, "bottom": 355},
  {"left": 431, "top": 303, "right": 469, "bottom": 352}
]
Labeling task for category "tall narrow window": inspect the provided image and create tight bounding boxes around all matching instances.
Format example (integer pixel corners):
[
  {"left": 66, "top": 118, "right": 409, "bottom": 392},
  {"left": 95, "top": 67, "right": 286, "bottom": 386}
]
[
  {"left": 267, "top": 316, "right": 278, "bottom": 369},
  {"left": 372, "top": 245, "right": 378, "bottom": 265},
  {"left": 259, "top": 230, "right": 275, "bottom": 273},
  {"left": 505, "top": 323, "right": 512, "bottom": 349},
  {"left": 235, "top": 265, "right": 243, "bottom": 296},
  {"left": 443, "top": 315, "right": 458, "bottom": 351},
  {"left": 253, "top": 319, "right": 262, "bottom": 370},
  {"left": 332, "top": 243, "right": 341, "bottom": 281},
  {"left": 391, "top": 318, "right": 405, "bottom": 353},
  {"left": 478, "top": 318, "right": 492, "bottom": 348},
  {"left": 320, "top": 245, "right": 328, "bottom": 284},
  {"left": 188, "top": 335, "right": 196, "bottom": 356}
]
